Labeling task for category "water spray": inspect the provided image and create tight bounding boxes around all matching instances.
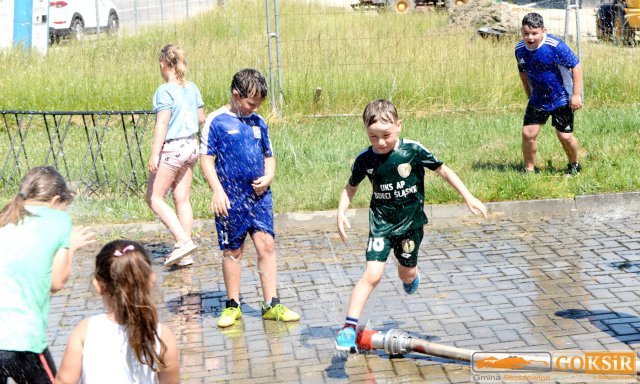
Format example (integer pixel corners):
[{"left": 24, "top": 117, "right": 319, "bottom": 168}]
[{"left": 356, "top": 328, "right": 640, "bottom": 374}]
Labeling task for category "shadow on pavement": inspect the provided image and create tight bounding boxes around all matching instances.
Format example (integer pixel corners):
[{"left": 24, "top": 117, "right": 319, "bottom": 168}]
[
  {"left": 610, "top": 261, "right": 640, "bottom": 273},
  {"left": 555, "top": 309, "right": 640, "bottom": 345},
  {"left": 167, "top": 291, "right": 220, "bottom": 318}
]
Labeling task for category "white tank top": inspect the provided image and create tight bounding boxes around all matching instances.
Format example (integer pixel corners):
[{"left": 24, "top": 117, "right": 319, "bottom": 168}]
[{"left": 81, "top": 314, "right": 161, "bottom": 384}]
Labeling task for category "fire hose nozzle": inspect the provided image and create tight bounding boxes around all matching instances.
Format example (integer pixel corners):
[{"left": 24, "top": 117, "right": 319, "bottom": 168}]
[
  {"left": 357, "top": 329, "right": 413, "bottom": 355},
  {"left": 356, "top": 329, "right": 379, "bottom": 351}
]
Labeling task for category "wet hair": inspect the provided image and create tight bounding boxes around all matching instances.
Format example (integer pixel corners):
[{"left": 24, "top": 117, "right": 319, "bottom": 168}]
[
  {"left": 94, "top": 240, "right": 167, "bottom": 371},
  {"left": 159, "top": 44, "right": 187, "bottom": 82},
  {"left": 362, "top": 99, "right": 399, "bottom": 128},
  {"left": 0, "top": 166, "right": 74, "bottom": 226},
  {"left": 522, "top": 13, "right": 544, "bottom": 29},
  {"left": 230, "top": 68, "right": 268, "bottom": 100}
]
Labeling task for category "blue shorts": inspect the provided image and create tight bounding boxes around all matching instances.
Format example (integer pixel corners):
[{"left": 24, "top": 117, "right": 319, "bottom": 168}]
[{"left": 215, "top": 193, "right": 274, "bottom": 251}]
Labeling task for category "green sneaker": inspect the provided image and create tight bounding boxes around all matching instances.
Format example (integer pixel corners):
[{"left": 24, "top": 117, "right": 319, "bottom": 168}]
[
  {"left": 261, "top": 303, "right": 300, "bottom": 322},
  {"left": 217, "top": 306, "right": 242, "bottom": 328}
]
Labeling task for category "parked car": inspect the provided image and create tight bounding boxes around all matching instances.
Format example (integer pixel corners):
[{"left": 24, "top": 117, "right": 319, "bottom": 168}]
[{"left": 49, "top": 0, "right": 120, "bottom": 43}]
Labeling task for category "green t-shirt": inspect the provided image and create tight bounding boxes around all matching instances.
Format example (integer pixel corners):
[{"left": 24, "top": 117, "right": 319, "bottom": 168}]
[
  {"left": 349, "top": 138, "right": 443, "bottom": 237},
  {"left": 0, "top": 205, "right": 71, "bottom": 353}
]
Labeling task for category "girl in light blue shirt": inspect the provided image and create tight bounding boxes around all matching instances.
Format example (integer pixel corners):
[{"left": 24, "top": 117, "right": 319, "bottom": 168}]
[{"left": 147, "top": 44, "right": 205, "bottom": 268}]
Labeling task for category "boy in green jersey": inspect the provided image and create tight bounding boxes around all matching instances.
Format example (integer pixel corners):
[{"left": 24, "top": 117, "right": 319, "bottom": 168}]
[{"left": 335, "top": 99, "right": 488, "bottom": 352}]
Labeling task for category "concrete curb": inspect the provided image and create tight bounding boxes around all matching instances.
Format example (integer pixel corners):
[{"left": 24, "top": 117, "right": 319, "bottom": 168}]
[
  {"left": 275, "top": 192, "right": 640, "bottom": 227},
  {"left": 281, "top": 191, "right": 640, "bottom": 226},
  {"left": 92, "top": 191, "right": 640, "bottom": 236}
]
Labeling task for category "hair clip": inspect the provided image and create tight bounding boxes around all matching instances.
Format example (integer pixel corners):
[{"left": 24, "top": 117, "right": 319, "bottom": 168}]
[{"left": 114, "top": 245, "right": 135, "bottom": 257}]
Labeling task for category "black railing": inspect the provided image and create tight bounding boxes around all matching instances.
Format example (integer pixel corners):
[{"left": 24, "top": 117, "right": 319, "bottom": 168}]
[{"left": 1, "top": 110, "right": 154, "bottom": 197}]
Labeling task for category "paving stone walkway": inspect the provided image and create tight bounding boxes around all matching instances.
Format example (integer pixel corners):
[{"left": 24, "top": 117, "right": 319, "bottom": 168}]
[{"left": 46, "top": 194, "right": 640, "bottom": 383}]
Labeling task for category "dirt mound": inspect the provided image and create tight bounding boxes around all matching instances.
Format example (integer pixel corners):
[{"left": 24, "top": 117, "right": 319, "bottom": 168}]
[{"left": 448, "top": 0, "right": 521, "bottom": 34}]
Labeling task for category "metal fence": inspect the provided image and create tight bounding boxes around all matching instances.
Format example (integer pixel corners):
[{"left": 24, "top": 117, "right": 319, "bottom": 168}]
[
  {"left": 106, "top": 0, "right": 597, "bottom": 116},
  {"left": 115, "top": 0, "right": 225, "bottom": 33},
  {"left": 1, "top": 1, "right": 621, "bottom": 195},
  {"left": 0, "top": 110, "right": 153, "bottom": 197}
]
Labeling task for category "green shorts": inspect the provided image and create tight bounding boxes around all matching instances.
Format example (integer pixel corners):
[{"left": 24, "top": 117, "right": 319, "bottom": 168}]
[{"left": 365, "top": 227, "right": 423, "bottom": 268}]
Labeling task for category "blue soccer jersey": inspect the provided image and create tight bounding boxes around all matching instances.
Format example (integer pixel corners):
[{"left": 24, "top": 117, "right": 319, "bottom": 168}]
[
  {"left": 201, "top": 106, "right": 274, "bottom": 206},
  {"left": 515, "top": 34, "right": 580, "bottom": 112},
  {"left": 201, "top": 106, "right": 275, "bottom": 250}
]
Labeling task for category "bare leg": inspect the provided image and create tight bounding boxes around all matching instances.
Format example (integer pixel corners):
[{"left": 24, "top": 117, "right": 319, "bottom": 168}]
[
  {"left": 171, "top": 164, "right": 195, "bottom": 242},
  {"left": 346, "top": 261, "right": 385, "bottom": 319},
  {"left": 146, "top": 167, "right": 189, "bottom": 243},
  {"left": 522, "top": 124, "right": 541, "bottom": 171},
  {"left": 398, "top": 264, "right": 418, "bottom": 284},
  {"left": 251, "top": 231, "right": 277, "bottom": 302},
  {"left": 222, "top": 245, "right": 244, "bottom": 304},
  {"left": 556, "top": 131, "right": 580, "bottom": 164}
]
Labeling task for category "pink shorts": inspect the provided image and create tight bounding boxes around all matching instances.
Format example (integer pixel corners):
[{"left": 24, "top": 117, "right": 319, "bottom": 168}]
[{"left": 159, "top": 136, "right": 198, "bottom": 171}]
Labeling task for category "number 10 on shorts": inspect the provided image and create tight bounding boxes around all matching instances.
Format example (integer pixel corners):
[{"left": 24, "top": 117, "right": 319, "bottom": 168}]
[{"left": 367, "top": 237, "right": 384, "bottom": 252}]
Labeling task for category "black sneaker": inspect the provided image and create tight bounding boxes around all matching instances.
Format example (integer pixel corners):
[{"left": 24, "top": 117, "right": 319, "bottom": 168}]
[{"left": 566, "top": 163, "right": 581, "bottom": 175}]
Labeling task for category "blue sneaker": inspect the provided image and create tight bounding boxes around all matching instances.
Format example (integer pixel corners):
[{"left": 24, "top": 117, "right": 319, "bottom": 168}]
[
  {"left": 403, "top": 273, "right": 420, "bottom": 294},
  {"left": 335, "top": 326, "right": 357, "bottom": 352}
]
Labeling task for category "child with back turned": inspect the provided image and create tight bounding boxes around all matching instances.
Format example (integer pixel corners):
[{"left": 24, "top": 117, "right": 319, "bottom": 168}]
[
  {"left": 147, "top": 44, "right": 205, "bottom": 268},
  {"left": 199, "top": 68, "right": 300, "bottom": 328},
  {"left": 0, "top": 166, "right": 95, "bottom": 382},
  {"left": 56, "top": 240, "right": 179, "bottom": 383},
  {"left": 335, "top": 99, "right": 488, "bottom": 352}
]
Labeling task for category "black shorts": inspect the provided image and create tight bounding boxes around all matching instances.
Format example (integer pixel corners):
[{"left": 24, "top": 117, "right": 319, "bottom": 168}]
[
  {"left": 365, "top": 227, "right": 423, "bottom": 268},
  {"left": 0, "top": 348, "right": 56, "bottom": 384},
  {"left": 523, "top": 104, "right": 574, "bottom": 133}
]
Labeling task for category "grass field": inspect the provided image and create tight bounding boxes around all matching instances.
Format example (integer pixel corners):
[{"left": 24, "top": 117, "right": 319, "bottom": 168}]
[
  {"left": 50, "top": 105, "right": 637, "bottom": 225},
  {"left": 0, "top": 0, "right": 638, "bottom": 224}
]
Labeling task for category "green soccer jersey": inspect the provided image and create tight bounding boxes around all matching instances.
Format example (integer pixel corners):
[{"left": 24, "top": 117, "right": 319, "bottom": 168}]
[{"left": 349, "top": 138, "right": 443, "bottom": 237}]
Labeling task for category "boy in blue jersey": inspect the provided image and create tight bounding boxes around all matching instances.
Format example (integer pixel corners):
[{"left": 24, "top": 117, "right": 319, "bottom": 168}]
[
  {"left": 516, "top": 12, "right": 583, "bottom": 175},
  {"left": 335, "top": 99, "right": 487, "bottom": 352},
  {"left": 199, "top": 68, "right": 300, "bottom": 328}
]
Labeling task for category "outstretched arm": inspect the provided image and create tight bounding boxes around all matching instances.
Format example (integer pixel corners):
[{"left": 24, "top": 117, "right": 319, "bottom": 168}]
[
  {"left": 433, "top": 165, "right": 487, "bottom": 218},
  {"left": 337, "top": 184, "right": 358, "bottom": 242}
]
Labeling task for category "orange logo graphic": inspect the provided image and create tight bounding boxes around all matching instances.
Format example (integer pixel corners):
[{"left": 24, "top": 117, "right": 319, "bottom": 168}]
[
  {"left": 476, "top": 355, "right": 549, "bottom": 370},
  {"left": 472, "top": 352, "right": 552, "bottom": 373}
]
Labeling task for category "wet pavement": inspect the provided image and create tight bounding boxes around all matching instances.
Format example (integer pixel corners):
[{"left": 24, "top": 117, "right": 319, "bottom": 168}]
[{"left": 45, "top": 193, "right": 640, "bottom": 383}]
